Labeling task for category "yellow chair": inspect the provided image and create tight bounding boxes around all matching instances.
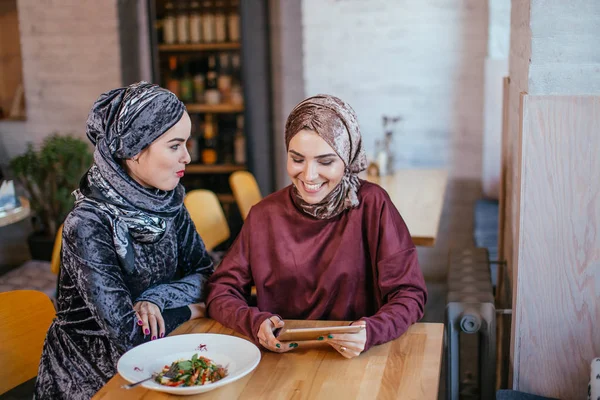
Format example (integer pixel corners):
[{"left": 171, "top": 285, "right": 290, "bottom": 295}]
[
  {"left": 0, "top": 290, "right": 56, "bottom": 395},
  {"left": 50, "top": 224, "right": 63, "bottom": 275},
  {"left": 184, "top": 190, "right": 230, "bottom": 252},
  {"left": 229, "top": 171, "right": 262, "bottom": 220}
]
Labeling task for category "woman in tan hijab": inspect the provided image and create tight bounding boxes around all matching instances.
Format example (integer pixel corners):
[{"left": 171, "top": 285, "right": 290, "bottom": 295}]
[{"left": 207, "top": 94, "right": 426, "bottom": 358}]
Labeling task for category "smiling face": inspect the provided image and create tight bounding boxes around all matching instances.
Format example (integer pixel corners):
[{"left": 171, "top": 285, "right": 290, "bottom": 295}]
[
  {"left": 286, "top": 129, "right": 345, "bottom": 204},
  {"left": 124, "top": 112, "right": 191, "bottom": 191}
]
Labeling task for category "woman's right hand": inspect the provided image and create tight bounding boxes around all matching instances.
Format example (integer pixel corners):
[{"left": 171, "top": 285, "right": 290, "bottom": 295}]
[
  {"left": 188, "top": 303, "right": 207, "bottom": 320},
  {"left": 257, "top": 316, "right": 290, "bottom": 353}
]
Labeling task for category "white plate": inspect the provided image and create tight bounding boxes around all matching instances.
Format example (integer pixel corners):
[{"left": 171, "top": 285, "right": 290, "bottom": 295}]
[{"left": 117, "top": 333, "right": 261, "bottom": 395}]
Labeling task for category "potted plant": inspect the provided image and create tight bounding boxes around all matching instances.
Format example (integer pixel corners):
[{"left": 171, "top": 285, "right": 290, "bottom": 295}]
[{"left": 9, "top": 134, "right": 93, "bottom": 260}]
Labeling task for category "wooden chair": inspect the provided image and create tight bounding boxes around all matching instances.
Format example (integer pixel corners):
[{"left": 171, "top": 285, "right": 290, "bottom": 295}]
[
  {"left": 184, "top": 189, "right": 230, "bottom": 253},
  {"left": 229, "top": 171, "right": 262, "bottom": 221},
  {"left": 50, "top": 224, "right": 63, "bottom": 275},
  {"left": 0, "top": 290, "right": 56, "bottom": 395}
]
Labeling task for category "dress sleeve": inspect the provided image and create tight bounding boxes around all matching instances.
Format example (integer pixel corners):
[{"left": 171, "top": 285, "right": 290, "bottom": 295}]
[
  {"left": 61, "top": 208, "right": 190, "bottom": 353},
  {"left": 361, "top": 192, "right": 428, "bottom": 351},
  {"left": 135, "top": 208, "right": 214, "bottom": 310},
  {"left": 205, "top": 210, "right": 276, "bottom": 343}
]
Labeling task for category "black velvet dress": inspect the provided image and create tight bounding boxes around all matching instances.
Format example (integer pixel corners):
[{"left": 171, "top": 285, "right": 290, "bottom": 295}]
[{"left": 34, "top": 201, "right": 213, "bottom": 399}]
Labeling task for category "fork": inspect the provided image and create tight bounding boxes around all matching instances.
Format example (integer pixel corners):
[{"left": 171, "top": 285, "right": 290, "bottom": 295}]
[{"left": 121, "top": 375, "right": 157, "bottom": 390}]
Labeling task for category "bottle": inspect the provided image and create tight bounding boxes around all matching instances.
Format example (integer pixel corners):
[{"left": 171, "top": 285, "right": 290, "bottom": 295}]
[
  {"left": 204, "top": 55, "right": 221, "bottom": 105},
  {"left": 233, "top": 115, "right": 246, "bottom": 165},
  {"left": 217, "top": 53, "right": 232, "bottom": 103},
  {"left": 230, "top": 53, "right": 243, "bottom": 105},
  {"left": 192, "top": 57, "right": 205, "bottom": 103},
  {"left": 176, "top": 1, "right": 189, "bottom": 44},
  {"left": 214, "top": 0, "right": 227, "bottom": 42},
  {"left": 166, "top": 56, "right": 180, "bottom": 98},
  {"left": 228, "top": 0, "right": 240, "bottom": 42},
  {"left": 189, "top": 1, "right": 202, "bottom": 43},
  {"left": 201, "top": 0, "right": 215, "bottom": 43},
  {"left": 163, "top": 1, "right": 177, "bottom": 44},
  {"left": 375, "top": 139, "right": 388, "bottom": 176},
  {"left": 179, "top": 58, "right": 194, "bottom": 103},
  {"left": 187, "top": 136, "right": 200, "bottom": 163},
  {"left": 202, "top": 114, "right": 218, "bottom": 165}
]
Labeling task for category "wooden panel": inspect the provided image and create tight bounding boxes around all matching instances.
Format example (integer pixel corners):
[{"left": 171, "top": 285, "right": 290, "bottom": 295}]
[
  {"left": 158, "top": 42, "right": 241, "bottom": 52},
  {"left": 94, "top": 321, "right": 444, "bottom": 400},
  {"left": 495, "top": 76, "right": 510, "bottom": 390},
  {"left": 511, "top": 95, "right": 600, "bottom": 399}
]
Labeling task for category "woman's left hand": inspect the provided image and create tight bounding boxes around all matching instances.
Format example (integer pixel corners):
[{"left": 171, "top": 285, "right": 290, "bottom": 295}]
[
  {"left": 133, "top": 301, "right": 165, "bottom": 340},
  {"left": 326, "top": 320, "right": 367, "bottom": 359}
]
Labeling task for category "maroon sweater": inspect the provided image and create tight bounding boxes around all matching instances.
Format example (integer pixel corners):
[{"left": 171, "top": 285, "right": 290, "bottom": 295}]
[{"left": 206, "top": 181, "right": 427, "bottom": 351}]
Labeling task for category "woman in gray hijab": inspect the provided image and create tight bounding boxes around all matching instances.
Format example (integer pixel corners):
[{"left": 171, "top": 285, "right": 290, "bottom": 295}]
[
  {"left": 35, "top": 82, "right": 213, "bottom": 400},
  {"left": 207, "top": 94, "right": 427, "bottom": 360}
]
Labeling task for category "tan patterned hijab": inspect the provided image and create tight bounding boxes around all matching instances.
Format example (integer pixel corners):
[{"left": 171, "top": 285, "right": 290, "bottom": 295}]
[{"left": 285, "top": 94, "right": 367, "bottom": 219}]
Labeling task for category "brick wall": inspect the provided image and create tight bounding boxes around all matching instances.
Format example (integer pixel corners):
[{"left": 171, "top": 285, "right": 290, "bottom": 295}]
[
  {"left": 0, "top": 0, "right": 122, "bottom": 162},
  {"left": 301, "top": 0, "right": 488, "bottom": 179}
]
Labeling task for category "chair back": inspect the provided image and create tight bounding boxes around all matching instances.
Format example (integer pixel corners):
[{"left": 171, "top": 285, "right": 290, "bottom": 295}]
[
  {"left": 0, "top": 290, "right": 56, "bottom": 395},
  {"left": 50, "top": 224, "right": 63, "bottom": 275},
  {"left": 184, "top": 190, "right": 230, "bottom": 252},
  {"left": 229, "top": 171, "right": 262, "bottom": 220}
]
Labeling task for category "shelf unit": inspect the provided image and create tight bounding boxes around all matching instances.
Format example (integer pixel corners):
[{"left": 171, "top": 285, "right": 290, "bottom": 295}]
[
  {"left": 158, "top": 43, "right": 241, "bottom": 52},
  {"left": 185, "top": 163, "right": 245, "bottom": 174}
]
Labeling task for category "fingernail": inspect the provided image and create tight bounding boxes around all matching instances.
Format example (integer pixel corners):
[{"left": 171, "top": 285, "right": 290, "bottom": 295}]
[
  {"left": 328, "top": 334, "right": 334, "bottom": 339},
  {"left": 160, "top": 332, "right": 164, "bottom": 338},
  {"left": 292, "top": 343, "right": 298, "bottom": 348},
  {"left": 317, "top": 336, "right": 324, "bottom": 341},
  {"left": 137, "top": 320, "right": 143, "bottom": 326},
  {"left": 144, "top": 328, "right": 150, "bottom": 335},
  {"left": 151, "top": 335, "right": 156, "bottom": 340},
  {"left": 276, "top": 343, "right": 281, "bottom": 348},
  {"left": 289, "top": 343, "right": 295, "bottom": 348}
]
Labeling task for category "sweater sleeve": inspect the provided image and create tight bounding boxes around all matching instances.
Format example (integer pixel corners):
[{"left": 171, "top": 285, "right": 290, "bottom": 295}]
[
  {"left": 135, "top": 208, "right": 214, "bottom": 310},
  {"left": 61, "top": 209, "right": 190, "bottom": 353},
  {"left": 361, "top": 192, "right": 428, "bottom": 351},
  {"left": 205, "top": 210, "right": 276, "bottom": 343}
]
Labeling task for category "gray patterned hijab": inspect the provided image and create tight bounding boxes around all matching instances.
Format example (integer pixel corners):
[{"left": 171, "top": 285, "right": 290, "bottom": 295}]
[
  {"left": 74, "top": 82, "right": 186, "bottom": 265},
  {"left": 285, "top": 94, "right": 367, "bottom": 219}
]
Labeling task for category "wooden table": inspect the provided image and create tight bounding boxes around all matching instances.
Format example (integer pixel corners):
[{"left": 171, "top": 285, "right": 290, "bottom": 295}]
[
  {"left": 95, "top": 320, "right": 444, "bottom": 400},
  {"left": 365, "top": 169, "right": 448, "bottom": 247},
  {"left": 0, "top": 197, "right": 30, "bottom": 228}
]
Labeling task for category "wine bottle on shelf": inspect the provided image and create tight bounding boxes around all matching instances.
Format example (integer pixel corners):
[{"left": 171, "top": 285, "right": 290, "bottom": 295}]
[
  {"left": 228, "top": 0, "right": 240, "bottom": 42},
  {"left": 193, "top": 57, "right": 206, "bottom": 104},
  {"left": 214, "top": 0, "right": 227, "bottom": 43},
  {"left": 217, "top": 53, "right": 232, "bottom": 103},
  {"left": 189, "top": 0, "right": 202, "bottom": 44},
  {"left": 233, "top": 115, "right": 246, "bottom": 165},
  {"left": 202, "top": 114, "right": 218, "bottom": 165},
  {"left": 201, "top": 0, "right": 215, "bottom": 43},
  {"left": 166, "top": 56, "right": 180, "bottom": 98},
  {"left": 163, "top": 1, "right": 177, "bottom": 44},
  {"left": 180, "top": 58, "right": 194, "bottom": 103},
  {"left": 205, "top": 55, "right": 221, "bottom": 105},
  {"left": 176, "top": 1, "right": 189, "bottom": 44},
  {"left": 230, "top": 53, "right": 243, "bottom": 106}
]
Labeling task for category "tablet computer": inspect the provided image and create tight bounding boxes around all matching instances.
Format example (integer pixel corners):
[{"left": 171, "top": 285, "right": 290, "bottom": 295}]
[{"left": 275, "top": 324, "right": 365, "bottom": 342}]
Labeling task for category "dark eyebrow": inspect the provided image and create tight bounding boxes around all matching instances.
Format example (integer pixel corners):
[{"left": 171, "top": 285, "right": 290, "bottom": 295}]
[
  {"left": 167, "top": 138, "right": 186, "bottom": 143},
  {"left": 289, "top": 149, "right": 337, "bottom": 159}
]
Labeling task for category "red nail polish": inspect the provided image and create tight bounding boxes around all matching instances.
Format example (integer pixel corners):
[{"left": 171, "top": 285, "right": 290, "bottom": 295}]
[
  {"left": 137, "top": 320, "right": 143, "bottom": 326},
  {"left": 151, "top": 336, "right": 156, "bottom": 340},
  {"left": 144, "top": 328, "right": 150, "bottom": 335},
  {"left": 160, "top": 332, "right": 164, "bottom": 338}
]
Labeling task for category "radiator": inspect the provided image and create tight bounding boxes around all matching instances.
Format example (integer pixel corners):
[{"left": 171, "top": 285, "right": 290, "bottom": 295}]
[{"left": 446, "top": 248, "right": 496, "bottom": 400}]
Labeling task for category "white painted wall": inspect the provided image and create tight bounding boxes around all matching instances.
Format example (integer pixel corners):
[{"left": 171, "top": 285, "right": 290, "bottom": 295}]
[
  {"left": 301, "top": 0, "right": 488, "bottom": 179},
  {"left": 529, "top": 0, "right": 600, "bottom": 95},
  {"left": 481, "top": 0, "right": 511, "bottom": 199}
]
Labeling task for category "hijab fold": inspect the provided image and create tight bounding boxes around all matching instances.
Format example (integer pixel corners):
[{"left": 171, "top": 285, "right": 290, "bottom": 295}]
[
  {"left": 74, "top": 82, "right": 186, "bottom": 266},
  {"left": 285, "top": 94, "right": 367, "bottom": 220}
]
